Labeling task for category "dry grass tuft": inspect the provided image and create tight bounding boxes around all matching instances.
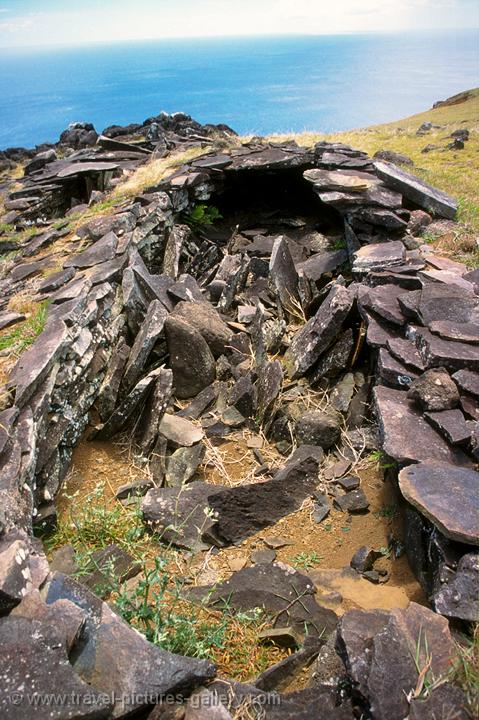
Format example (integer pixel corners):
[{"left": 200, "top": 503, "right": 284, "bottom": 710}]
[{"left": 114, "top": 146, "right": 212, "bottom": 197}]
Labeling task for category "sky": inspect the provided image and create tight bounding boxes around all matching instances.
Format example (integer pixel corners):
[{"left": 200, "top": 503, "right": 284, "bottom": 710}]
[{"left": 0, "top": 0, "right": 478, "bottom": 48}]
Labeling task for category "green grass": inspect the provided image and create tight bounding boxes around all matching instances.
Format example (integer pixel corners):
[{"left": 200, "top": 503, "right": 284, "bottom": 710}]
[
  {"left": 450, "top": 627, "right": 479, "bottom": 717},
  {"left": 43, "top": 483, "right": 280, "bottom": 678},
  {"left": 289, "top": 551, "right": 323, "bottom": 570},
  {"left": 0, "top": 302, "right": 49, "bottom": 354}
]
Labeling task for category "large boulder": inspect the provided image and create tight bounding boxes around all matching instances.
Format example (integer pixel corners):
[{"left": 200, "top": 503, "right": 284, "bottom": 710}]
[
  {"left": 165, "top": 316, "right": 216, "bottom": 398},
  {"left": 172, "top": 301, "right": 231, "bottom": 357}
]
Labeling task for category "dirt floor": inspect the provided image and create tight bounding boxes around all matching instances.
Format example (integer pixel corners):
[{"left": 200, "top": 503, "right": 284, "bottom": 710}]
[{"left": 56, "top": 432, "right": 426, "bottom": 614}]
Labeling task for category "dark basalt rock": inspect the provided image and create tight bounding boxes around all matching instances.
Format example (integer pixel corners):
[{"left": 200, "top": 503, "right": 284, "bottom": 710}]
[
  {"left": 81, "top": 543, "right": 141, "bottom": 595},
  {"left": 408, "top": 683, "right": 472, "bottom": 720},
  {"left": 0, "top": 312, "right": 25, "bottom": 331},
  {"left": 399, "top": 464, "right": 479, "bottom": 545},
  {"left": 334, "top": 488, "right": 370, "bottom": 514},
  {"left": 374, "top": 160, "right": 458, "bottom": 219},
  {"left": 359, "top": 284, "right": 407, "bottom": 326},
  {"left": 295, "top": 410, "right": 341, "bottom": 450},
  {"left": 452, "top": 369, "right": 479, "bottom": 397},
  {"left": 373, "top": 149, "right": 414, "bottom": 166},
  {"left": 256, "top": 360, "right": 283, "bottom": 424},
  {"left": 433, "top": 552, "right": 479, "bottom": 622},
  {"left": 0, "top": 616, "right": 111, "bottom": 719},
  {"left": 424, "top": 408, "right": 471, "bottom": 444},
  {"left": 207, "top": 450, "right": 321, "bottom": 545},
  {"left": 350, "top": 546, "right": 382, "bottom": 572},
  {"left": 429, "top": 320, "right": 479, "bottom": 344},
  {"left": 352, "top": 241, "right": 405, "bottom": 274},
  {"left": 9, "top": 319, "right": 69, "bottom": 408},
  {"left": 165, "top": 316, "right": 216, "bottom": 399},
  {"left": 64, "top": 230, "right": 118, "bottom": 269},
  {"left": 338, "top": 603, "right": 455, "bottom": 720},
  {"left": 142, "top": 481, "right": 223, "bottom": 551},
  {"left": 121, "top": 299, "right": 168, "bottom": 392},
  {"left": 400, "top": 283, "right": 478, "bottom": 326},
  {"left": 172, "top": 300, "right": 231, "bottom": 358},
  {"left": 94, "top": 367, "right": 163, "bottom": 440},
  {"left": 269, "top": 235, "right": 299, "bottom": 313},
  {"left": 284, "top": 284, "right": 353, "bottom": 378},
  {"left": 386, "top": 337, "right": 426, "bottom": 372},
  {"left": 410, "top": 326, "right": 479, "bottom": 372},
  {"left": 188, "top": 563, "right": 337, "bottom": 639},
  {"left": 309, "top": 329, "right": 355, "bottom": 382},
  {"left": 378, "top": 347, "right": 418, "bottom": 388},
  {"left": 407, "top": 367, "right": 460, "bottom": 411},
  {"left": 374, "top": 386, "right": 470, "bottom": 466},
  {"left": 165, "top": 444, "right": 205, "bottom": 486},
  {"left": 43, "top": 572, "right": 216, "bottom": 718}
]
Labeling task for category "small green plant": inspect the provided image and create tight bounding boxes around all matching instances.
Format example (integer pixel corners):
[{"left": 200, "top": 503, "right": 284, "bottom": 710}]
[
  {"left": 368, "top": 450, "right": 397, "bottom": 470},
  {"left": 378, "top": 545, "right": 392, "bottom": 559},
  {"left": 0, "top": 301, "right": 49, "bottom": 354},
  {"left": 331, "top": 237, "right": 347, "bottom": 251},
  {"left": 183, "top": 203, "right": 222, "bottom": 232},
  {"left": 374, "top": 503, "right": 398, "bottom": 520},
  {"left": 289, "top": 551, "right": 323, "bottom": 570}
]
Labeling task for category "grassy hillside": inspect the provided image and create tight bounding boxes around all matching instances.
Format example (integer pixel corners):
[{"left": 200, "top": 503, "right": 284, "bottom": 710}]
[{"left": 270, "top": 88, "right": 479, "bottom": 265}]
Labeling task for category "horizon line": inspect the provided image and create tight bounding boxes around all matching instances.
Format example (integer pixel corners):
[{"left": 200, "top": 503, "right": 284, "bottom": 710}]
[{"left": 1, "top": 26, "right": 479, "bottom": 52}]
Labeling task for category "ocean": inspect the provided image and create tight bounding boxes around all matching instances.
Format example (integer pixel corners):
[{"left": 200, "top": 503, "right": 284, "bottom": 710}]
[{"left": 0, "top": 31, "right": 478, "bottom": 150}]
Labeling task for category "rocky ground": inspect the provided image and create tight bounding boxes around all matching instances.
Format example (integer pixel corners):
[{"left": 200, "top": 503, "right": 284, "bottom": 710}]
[{"left": 0, "top": 108, "right": 477, "bottom": 719}]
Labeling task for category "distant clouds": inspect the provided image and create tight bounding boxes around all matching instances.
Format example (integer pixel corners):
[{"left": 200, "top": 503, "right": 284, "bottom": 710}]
[{"left": 0, "top": 0, "right": 478, "bottom": 47}]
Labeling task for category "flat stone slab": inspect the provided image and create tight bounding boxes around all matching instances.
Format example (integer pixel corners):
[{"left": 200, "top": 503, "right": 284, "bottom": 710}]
[
  {"left": 374, "top": 160, "right": 458, "bottom": 219},
  {"left": 303, "top": 168, "right": 373, "bottom": 192},
  {"left": 399, "top": 464, "right": 479, "bottom": 544},
  {"left": 374, "top": 386, "right": 471, "bottom": 466},
  {"left": 424, "top": 409, "right": 471, "bottom": 445},
  {"left": 0, "top": 312, "right": 25, "bottom": 331},
  {"left": 429, "top": 320, "right": 479, "bottom": 344},
  {"left": 0, "top": 616, "right": 111, "bottom": 719},
  {"left": 284, "top": 284, "right": 353, "bottom": 378},
  {"left": 452, "top": 369, "right": 479, "bottom": 397},
  {"left": 353, "top": 241, "right": 405, "bottom": 273},
  {"left": 296, "top": 249, "right": 348, "bottom": 281},
  {"left": 9, "top": 319, "right": 69, "bottom": 407},
  {"left": 187, "top": 564, "right": 337, "bottom": 639},
  {"left": 410, "top": 326, "right": 479, "bottom": 372}
]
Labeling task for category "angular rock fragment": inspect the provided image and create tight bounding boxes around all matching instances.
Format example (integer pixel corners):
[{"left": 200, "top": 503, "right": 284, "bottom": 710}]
[
  {"left": 430, "top": 320, "right": 479, "bottom": 344},
  {"left": 407, "top": 367, "right": 459, "bottom": 410},
  {"left": 309, "top": 329, "right": 354, "bottom": 382},
  {"left": 352, "top": 241, "right": 405, "bottom": 274},
  {"left": 159, "top": 413, "right": 204, "bottom": 446},
  {"left": 165, "top": 444, "right": 205, "bottom": 486},
  {"left": 334, "top": 488, "right": 370, "bottom": 514},
  {"left": 295, "top": 410, "right": 341, "bottom": 450},
  {"left": 9, "top": 320, "right": 69, "bottom": 407},
  {"left": 122, "top": 299, "right": 168, "bottom": 392},
  {"left": 165, "top": 316, "right": 216, "bottom": 398},
  {"left": 408, "top": 683, "right": 472, "bottom": 720},
  {"left": 269, "top": 235, "right": 299, "bottom": 313},
  {"left": 297, "top": 249, "right": 348, "bottom": 282},
  {"left": 94, "top": 367, "right": 162, "bottom": 440},
  {"left": 399, "top": 464, "right": 479, "bottom": 545},
  {"left": 284, "top": 284, "right": 353, "bottom": 378},
  {"left": 95, "top": 337, "right": 131, "bottom": 421},
  {"left": 378, "top": 348, "right": 418, "bottom": 388},
  {"left": 433, "top": 552, "right": 479, "bottom": 622},
  {"left": 142, "top": 481, "right": 222, "bottom": 550},
  {"left": 410, "top": 327, "right": 479, "bottom": 372},
  {"left": 65, "top": 231, "right": 118, "bottom": 269},
  {"left": 256, "top": 360, "right": 283, "bottom": 424},
  {"left": 0, "top": 616, "right": 111, "bottom": 719},
  {"left": 425, "top": 409, "right": 471, "bottom": 444},
  {"left": 375, "top": 161, "right": 458, "bottom": 219},
  {"left": 452, "top": 368, "right": 479, "bottom": 397},
  {"left": 386, "top": 337, "right": 426, "bottom": 372}
]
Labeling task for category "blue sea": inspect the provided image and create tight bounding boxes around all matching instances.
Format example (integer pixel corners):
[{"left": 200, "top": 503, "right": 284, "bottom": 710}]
[{"left": 0, "top": 31, "right": 478, "bottom": 150}]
